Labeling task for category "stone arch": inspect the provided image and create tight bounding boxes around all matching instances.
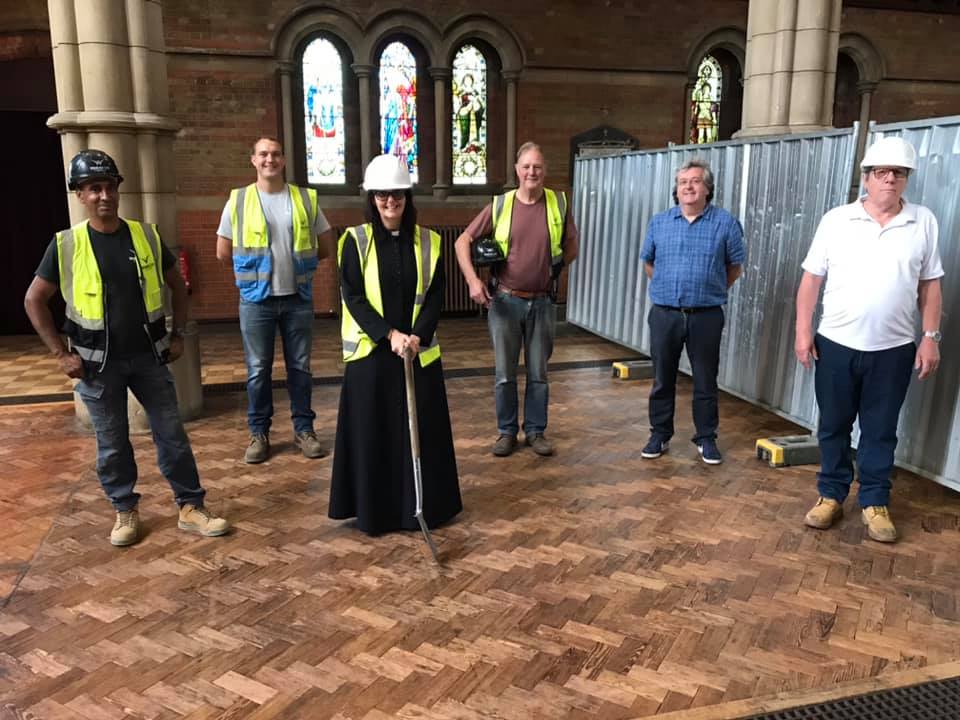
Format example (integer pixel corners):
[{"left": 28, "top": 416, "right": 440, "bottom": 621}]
[
  {"left": 685, "top": 27, "right": 746, "bottom": 82},
  {"left": 359, "top": 10, "right": 442, "bottom": 67},
  {"left": 439, "top": 14, "right": 524, "bottom": 73},
  {"left": 272, "top": 5, "right": 364, "bottom": 63},
  {"left": 838, "top": 32, "right": 885, "bottom": 85}
]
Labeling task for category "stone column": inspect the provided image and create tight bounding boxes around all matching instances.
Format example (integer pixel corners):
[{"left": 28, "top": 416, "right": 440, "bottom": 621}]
[
  {"left": 682, "top": 80, "right": 695, "bottom": 144},
  {"left": 278, "top": 61, "right": 296, "bottom": 181},
  {"left": 738, "top": 0, "right": 841, "bottom": 137},
  {"left": 429, "top": 67, "right": 451, "bottom": 198},
  {"left": 46, "top": 0, "right": 197, "bottom": 427},
  {"left": 854, "top": 80, "right": 876, "bottom": 167},
  {"left": 503, "top": 71, "right": 519, "bottom": 188},
  {"left": 352, "top": 64, "right": 375, "bottom": 174},
  {"left": 787, "top": 0, "right": 841, "bottom": 132}
]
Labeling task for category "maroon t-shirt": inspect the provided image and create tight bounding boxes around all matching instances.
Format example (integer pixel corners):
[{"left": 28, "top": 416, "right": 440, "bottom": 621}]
[{"left": 464, "top": 193, "right": 579, "bottom": 293}]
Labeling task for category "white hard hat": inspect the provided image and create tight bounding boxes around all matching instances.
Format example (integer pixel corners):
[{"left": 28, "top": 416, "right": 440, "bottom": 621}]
[
  {"left": 861, "top": 136, "right": 917, "bottom": 170},
  {"left": 363, "top": 154, "right": 412, "bottom": 191}
]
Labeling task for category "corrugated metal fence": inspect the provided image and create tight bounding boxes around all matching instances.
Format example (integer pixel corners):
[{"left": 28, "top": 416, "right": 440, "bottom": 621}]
[
  {"left": 865, "top": 118, "right": 960, "bottom": 489},
  {"left": 568, "top": 116, "right": 960, "bottom": 491}
]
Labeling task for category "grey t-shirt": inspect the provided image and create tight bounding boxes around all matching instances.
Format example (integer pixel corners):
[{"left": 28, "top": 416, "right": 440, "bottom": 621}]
[{"left": 218, "top": 187, "right": 331, "bottom": 296}]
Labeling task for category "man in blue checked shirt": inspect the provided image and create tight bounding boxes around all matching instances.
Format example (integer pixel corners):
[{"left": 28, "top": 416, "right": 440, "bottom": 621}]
[{"left": 639, "top": 158, "right": 745, "bottom": 465}]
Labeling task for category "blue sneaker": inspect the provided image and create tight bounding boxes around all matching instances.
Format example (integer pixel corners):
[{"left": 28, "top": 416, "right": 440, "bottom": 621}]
[
  {"left": 641, "top": 435, "right": 669, "bottom": 459},
  {"left": 697, "top": 439, "right": 723, "bottom": 465}
]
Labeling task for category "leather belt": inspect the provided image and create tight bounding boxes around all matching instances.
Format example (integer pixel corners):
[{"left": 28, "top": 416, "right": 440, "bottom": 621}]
[
  {"left": 498, "top": 286, "right": 550, "bottom": 300},
  {"left": 656, "top": 304, "right": 720, "bottom": 314}
]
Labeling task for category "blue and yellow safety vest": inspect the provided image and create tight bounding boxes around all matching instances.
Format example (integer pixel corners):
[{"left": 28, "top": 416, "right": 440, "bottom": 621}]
[{"left": 228, "top": 183, "right": 319, "bottom": 302}]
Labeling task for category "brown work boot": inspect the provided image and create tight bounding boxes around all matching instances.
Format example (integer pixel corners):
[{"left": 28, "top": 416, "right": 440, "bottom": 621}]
[
  {"left": 804, "top": 497, "right": 843, "bottom": 529},
  {"left": 492, "top": 434, "right": 517, "bottom": 457},
  {"left": 862, "top": 506, "right": 897, "bottom": 543},
  {"left": 178, "top": 504, "right": 230, "bottom": 537},
  {"left": 110, "top": 508, "right": 140, "bottom": 547},
  {"left": 294, "top": 430, "right": 327, "bottom": 459},
  {"left": 244, "top": 433, "right": 269, "bottom": 464},
  {"left": 525, "top": 433, "right": 554, "bottom": 457}
]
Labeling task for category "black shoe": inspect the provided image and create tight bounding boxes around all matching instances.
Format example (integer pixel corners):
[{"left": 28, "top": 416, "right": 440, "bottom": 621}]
[{"left": 641, "top": 435, "right": 669, "bottom": 459}]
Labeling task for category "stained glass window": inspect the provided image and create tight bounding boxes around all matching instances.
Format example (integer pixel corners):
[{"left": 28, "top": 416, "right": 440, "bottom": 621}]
[
  {"left": 379, "top": 41, "right": 418, "bottom": 183},
  {"left": 302, "top": 37, "right": 345, "bottom": 184},
  {"left": 690, "top": 54, "right": 722, "bottom": 144},
  {"left": 451, "top": 45, "right": 487, "bottom": 184}
]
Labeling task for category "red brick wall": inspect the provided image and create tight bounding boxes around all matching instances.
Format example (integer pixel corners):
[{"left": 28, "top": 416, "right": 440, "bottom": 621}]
[
  {"left": 0, "top": 30, "right": 48, "bottom": 60},
  {"left": 6, "top": 0, "right": 960, "bottom": 319}
]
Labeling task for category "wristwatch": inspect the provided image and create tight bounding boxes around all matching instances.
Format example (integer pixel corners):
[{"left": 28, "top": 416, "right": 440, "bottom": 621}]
[{"left": 923, "top": 330, "right": 942, "bottom": 343}]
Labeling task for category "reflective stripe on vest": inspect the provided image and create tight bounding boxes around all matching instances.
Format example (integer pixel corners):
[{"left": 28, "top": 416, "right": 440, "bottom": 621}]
[
  {"left": 492, "top": 188, "right": 566, "bottom": 263},
  {"left": 229, "top": 183, "right": 319, "bottom": 301},
  {"left": 338, "top": 224, "right": 442, "bottom": 367},
  {"left": 56, "top": 219, "right": 168, "bottom": 366}
]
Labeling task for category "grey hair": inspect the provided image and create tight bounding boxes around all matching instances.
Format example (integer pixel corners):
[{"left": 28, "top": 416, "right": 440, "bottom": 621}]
[
  {"left": 516, "top": 141, "right": 543, "bottom": 161},
  {"left": 673, "top": 157, "right": 715, "bottom": 203},
  {"left": 675, "top": 158, "right": 714, "bottom": 194}
]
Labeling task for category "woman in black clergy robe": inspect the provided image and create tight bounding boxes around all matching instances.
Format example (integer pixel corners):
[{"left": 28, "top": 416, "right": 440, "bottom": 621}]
[{"left": 329, "top": 154, "right": 462, "bottom": 535}]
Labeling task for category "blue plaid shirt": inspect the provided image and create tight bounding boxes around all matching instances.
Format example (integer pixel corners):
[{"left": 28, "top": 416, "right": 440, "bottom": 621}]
[{"left": 640, "top": 204, "right": 745, "bottom": 307}]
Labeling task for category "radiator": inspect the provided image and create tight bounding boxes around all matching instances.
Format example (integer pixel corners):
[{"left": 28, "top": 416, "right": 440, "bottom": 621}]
[{"left": 434, "top": 225, "right": 475, "bottom": 314}]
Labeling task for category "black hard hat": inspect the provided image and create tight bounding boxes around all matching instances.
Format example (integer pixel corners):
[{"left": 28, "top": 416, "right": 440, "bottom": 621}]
[
  {"left": 472, "top": 236, "right": 505, "bottom": 267},
  {"left": 67, "top": 149, "right": 123, "bottom": 190}
]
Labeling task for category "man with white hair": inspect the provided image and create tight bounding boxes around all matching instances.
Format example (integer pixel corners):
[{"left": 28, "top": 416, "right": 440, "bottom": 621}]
[{"left": 796, "top": 136, "right": 944, "bottom": 543}]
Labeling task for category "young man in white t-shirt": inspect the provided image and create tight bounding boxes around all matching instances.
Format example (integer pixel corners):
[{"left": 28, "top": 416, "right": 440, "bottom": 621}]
[
  {"left": 216, "top": 137, "right": 334, "bottom": 463},
  {"left": 794, "top": 137, "right": 944, "bottom": 543}
]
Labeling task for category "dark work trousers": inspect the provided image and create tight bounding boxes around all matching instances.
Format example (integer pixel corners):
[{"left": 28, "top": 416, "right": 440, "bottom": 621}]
[
  {"left": 813, "top": 334, "right": 915, "bottom": 507},
  {"left": 647, "top": 304, "right": 725, "bottom": 444}
]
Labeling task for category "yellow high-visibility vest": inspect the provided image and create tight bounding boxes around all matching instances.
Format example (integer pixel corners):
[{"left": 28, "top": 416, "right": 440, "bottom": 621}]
[
  {"left": 337, "top": 223, "right": 442, "bottom": 366},
  {"left": 56, "top": 219, "right": 169, "bottom": 367},
  {"left": 228, "top": 183, "right": 319, "bottom": 301},
  {"left": 491, "top": 188, "right": 567, "bottom": 264}
]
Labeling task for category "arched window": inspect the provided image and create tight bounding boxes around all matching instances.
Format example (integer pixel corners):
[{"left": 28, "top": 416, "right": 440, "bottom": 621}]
[
  {"left": 833, "top": 52, "right": 860, "bottom": 129},
  {"left": 690, "top": 54, "right": 722, "bottom": 144},
  {"left": 379, "top": 41, "right": 419, "bottom": 183},
  {"left": 451, "top": 44, "right": 487, "bottom": 185},
  {"left": 301, "top": 37, "right": 346, "bottom": 184}
]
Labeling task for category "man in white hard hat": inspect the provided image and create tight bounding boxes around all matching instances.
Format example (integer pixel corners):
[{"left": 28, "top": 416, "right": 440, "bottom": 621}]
[
  {"left": 795, "top": 136, "right": 944, "bottom": 543},
  {"left": 216, "top": 137, "right": 334, "bottom": 463}
]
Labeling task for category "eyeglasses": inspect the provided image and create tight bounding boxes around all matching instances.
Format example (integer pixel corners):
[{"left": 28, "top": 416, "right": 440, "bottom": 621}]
[
  {"left": 373, "top": 190, "right": 406, "bottom": 201},
  {"left": 870, "top": 167, "right": 909, "bottom": 180}
]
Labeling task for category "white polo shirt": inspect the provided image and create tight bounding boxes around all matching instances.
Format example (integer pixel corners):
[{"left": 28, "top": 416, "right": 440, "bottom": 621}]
[{"left": 802, "top": 198, "right": 943, "bottom": 352}]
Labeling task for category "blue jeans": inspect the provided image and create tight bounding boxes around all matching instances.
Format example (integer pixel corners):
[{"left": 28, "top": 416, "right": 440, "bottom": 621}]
[
  {"left": 647, "top": 304, "right": 725, "bottom": 444},
  {"left": 75, "top": 353, "right": 205, "bottom": 511},
  {"left": 814, "top": 334, "right": 915, "bottom": 507},
  {"left": 487, "top": 291, "right": 555, "bottom": 436},
  {"left": 239, "top": 294, "right": 316, "bottom": 434}
]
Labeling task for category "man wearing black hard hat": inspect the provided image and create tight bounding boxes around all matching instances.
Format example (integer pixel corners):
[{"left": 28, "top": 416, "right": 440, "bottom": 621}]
[{"left": 24, "top": 149, "right": 230, "bottom": 547}]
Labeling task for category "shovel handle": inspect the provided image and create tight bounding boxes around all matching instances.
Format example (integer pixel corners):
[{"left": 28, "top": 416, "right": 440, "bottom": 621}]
[{"left": 402, "top": 349, "right": 420, "bottom": 458}]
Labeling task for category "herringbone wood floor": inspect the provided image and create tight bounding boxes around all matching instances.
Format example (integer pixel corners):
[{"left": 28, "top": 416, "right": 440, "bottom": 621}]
[
  {"left": 3, "top": 366, "right": 960, "bottom": 719},
  {"left": 0, "top": 318, "right": 635, "bottom": 400}
]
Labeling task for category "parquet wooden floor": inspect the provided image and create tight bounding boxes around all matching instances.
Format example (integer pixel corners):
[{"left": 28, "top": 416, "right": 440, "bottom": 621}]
[
  {"left": 3, "top": 367, "right": 960, "bottom": 719},
  {"left": 0, "top": 318, "right": 636, "bottom": 400}
]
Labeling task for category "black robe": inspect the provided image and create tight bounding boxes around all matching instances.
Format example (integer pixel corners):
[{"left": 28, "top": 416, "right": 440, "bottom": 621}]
[{"left": 329, "top": 224, "right": 462, "bottom": 535}]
